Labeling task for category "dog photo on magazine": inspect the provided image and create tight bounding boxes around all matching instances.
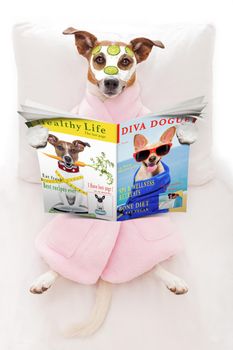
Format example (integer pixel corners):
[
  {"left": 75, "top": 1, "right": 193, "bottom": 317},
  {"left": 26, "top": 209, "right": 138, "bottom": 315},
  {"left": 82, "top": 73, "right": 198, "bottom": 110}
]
[{"left": 19, "top": 96, "right": 205, "bottom": 221}]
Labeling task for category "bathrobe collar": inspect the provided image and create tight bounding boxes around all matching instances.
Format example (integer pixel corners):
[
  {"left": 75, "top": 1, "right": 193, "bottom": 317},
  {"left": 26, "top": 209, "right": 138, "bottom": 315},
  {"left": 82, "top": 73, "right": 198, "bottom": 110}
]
[{"left": 78, "top": 82, "right": 148, "bottom": 123}]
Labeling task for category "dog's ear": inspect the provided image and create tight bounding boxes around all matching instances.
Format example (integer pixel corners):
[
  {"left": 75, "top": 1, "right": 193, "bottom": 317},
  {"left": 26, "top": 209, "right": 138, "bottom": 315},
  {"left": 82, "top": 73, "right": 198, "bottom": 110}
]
[
  {"left": 72, "top": 140, "right": 90, "bottom": 151},
  {"left": 129, "top": 37, "right": 164, "bottom": 63},
  {"left": 160, "top": 126, "right": 176, "bottom": 143},
  {"left": 73, "top": 140, "right": 90, "bottom": 147},
  {"left": 47, "top": 134, "right": 58, "bottom": 146},
  {"left": 82, "top": 142, "right": 91, "bottom": 147},
  {"left": 134, "top": 134, "right": 148, "bottom": 151},
  {"left": 63, "top": 27, "right": 98, "bottom": 58}
]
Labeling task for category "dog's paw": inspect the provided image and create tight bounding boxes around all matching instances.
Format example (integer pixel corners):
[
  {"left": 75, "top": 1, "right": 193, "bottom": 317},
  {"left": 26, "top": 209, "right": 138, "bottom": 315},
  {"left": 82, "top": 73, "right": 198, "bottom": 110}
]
[
  {"left": 27, "top": 125, "right": 49, "bottom": 148},
  {"left": 166, "top": 276, "right": 189, "bottom": 295},
  {"left": 30, "top": 271, "right": 57, "bottom": 294},
  {"left": 176, "top": 122, "right": 198, "bottom": 145}
]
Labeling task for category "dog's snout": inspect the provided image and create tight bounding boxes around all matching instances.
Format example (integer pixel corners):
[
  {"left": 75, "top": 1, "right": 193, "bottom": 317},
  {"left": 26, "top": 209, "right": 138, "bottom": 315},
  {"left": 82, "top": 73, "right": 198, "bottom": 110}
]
[
  {"left": 100, "top": 77, "right": 123, "bottom": 97},
  {"left": 149, "top": 156, "right": 156, "bottom": 163},
  {"left": 104, "top": 78, "right": 119, "bottom": 90},
  {"left": 64, "top": 155, "right": 72, "bottom": 163}
]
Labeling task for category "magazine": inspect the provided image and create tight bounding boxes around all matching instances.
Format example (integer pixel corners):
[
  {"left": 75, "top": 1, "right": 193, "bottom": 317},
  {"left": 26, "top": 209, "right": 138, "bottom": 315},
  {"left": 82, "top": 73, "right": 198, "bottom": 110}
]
[{"left": 19, "top": 97, "right": 206, "bottom": 221}]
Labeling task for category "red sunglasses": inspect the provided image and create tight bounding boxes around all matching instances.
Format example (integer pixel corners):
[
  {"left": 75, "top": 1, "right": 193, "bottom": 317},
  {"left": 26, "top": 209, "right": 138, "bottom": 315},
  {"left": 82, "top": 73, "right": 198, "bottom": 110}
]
[{"left": 133, "top": 143, "right": 172, "bottom": 162}]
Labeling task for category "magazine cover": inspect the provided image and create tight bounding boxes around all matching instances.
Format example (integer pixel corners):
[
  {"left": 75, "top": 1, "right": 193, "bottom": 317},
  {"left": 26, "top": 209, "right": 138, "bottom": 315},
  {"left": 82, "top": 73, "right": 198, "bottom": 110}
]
[
  {"left": 20, "top": 96, "right": 205, "bottom": 221},
  {"left": 26, "top": 118, "right": 118, "bottom": 221},
  {"left": 117, "top": 115, "right": 189, "bottom": 221}
]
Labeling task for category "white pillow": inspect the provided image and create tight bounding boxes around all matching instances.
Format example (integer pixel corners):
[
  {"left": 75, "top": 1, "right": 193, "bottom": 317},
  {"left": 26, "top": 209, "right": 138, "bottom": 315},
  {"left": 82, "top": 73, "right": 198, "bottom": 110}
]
[{"left": 13, "top": 22, "right": 215, "bottom": 185}]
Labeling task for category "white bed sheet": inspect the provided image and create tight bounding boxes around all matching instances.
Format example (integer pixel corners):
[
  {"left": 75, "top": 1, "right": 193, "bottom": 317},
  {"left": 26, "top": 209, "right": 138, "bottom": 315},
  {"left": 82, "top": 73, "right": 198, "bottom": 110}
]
[{"left": 1, "top": 173, "right": 233, "bottom": 350}]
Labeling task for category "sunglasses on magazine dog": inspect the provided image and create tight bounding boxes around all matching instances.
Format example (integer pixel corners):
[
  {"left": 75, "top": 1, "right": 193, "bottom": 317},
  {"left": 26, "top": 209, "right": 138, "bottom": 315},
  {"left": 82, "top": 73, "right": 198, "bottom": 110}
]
[{"left": 133, "top": 143, "right": 172, "bottom": 162}]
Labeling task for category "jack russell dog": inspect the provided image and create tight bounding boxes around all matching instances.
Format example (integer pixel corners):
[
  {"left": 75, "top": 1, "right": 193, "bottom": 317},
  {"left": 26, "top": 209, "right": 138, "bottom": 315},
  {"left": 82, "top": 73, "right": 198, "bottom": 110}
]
[
  {"left": 27, "top": 28, "right": 196, "bottom": 337},
  {"left": 47, "top": 134, "right": 90, "bottom": 211}
]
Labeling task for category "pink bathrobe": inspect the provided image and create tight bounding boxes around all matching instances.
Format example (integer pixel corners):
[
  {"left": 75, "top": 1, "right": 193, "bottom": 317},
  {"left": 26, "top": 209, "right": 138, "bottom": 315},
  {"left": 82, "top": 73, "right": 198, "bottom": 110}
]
[{"left": 36, "top": 82, "right": 182, "bottom": 284}]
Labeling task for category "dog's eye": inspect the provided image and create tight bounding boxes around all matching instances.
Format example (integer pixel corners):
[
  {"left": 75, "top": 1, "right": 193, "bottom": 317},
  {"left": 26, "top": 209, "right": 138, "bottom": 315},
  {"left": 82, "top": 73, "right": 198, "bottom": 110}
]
[
  {"left": 121, "top": 58, "right": 130, "bottom": 66},
  {"left": 118, "top": 55, "right": 133, "bottom": 70},
  {"left": 56, "top": 145, "right": 64, "bottom": 151},
  {"left": 95, "top": 55, "right": 105, "bottom": 64},
  {"left": 70, "top": 148, "right": 76, "bottom": 154}
]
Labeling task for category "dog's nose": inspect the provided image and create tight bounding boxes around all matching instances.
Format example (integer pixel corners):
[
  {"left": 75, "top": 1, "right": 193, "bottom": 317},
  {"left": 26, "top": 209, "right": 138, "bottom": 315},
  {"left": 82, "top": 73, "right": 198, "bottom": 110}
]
[
  {"left": 64, "top": 155, "right": 72, "bottom": 163},
  {"left": 104, "top": 78, "right": 119, "bottom": 90},
  {"left": 149, "top": 156, "right": 156, "bottom": 162}
]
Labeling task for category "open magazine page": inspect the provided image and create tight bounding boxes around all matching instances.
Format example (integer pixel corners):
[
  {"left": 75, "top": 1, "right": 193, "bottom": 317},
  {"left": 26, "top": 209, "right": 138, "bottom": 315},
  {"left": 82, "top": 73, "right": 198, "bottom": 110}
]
[
  {"left": 21, "top": 96, "right": 205, "bottom": 222},
  {"left": 26, "top": 118, "right": 117, "bottom": 221},
  {"left": 117, "top": 115, "right": 190, "bottom": 221}
]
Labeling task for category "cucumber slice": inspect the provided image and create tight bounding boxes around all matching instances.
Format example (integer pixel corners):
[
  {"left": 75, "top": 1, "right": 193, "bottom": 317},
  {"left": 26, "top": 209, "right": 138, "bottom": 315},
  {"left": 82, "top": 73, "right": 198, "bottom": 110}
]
[
  {"left": 125, "top": 46, "right": 134, "bottom": 57},
  {"left": 107, "top": 45, "right": 120, "bottom": 56},
  {"left": 104, "top": 66, "right": 119, "bottom": 75},
  {"left": 92, "top": 45, "right": 102, "bottom": 55}
]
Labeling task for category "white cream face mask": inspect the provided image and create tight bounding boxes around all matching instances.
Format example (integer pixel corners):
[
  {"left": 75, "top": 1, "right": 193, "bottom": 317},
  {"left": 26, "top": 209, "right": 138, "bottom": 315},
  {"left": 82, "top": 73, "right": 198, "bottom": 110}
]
[{"left": 90, "top": 44, "right": 137, "bottom": 83}]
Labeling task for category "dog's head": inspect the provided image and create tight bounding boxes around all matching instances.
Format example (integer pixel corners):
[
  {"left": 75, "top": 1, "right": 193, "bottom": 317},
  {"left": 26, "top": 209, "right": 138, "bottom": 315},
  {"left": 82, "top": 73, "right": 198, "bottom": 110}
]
[
  {"left": 133, "top": 126, "right": 176, "bottom": 173},
  {"left": 48, "top": 134, "right": 90, "bottom": 167},
  {"left": 63, "top": 27, "right": 164, "bottom": 98},
  {"left": 95, "top": 194, "right": 105, "bottom": 203}
]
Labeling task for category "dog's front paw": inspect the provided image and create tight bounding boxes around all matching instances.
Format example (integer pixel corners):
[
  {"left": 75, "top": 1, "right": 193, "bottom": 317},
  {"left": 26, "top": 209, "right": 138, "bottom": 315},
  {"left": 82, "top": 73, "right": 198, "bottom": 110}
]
[
  {"left": 166, "top": 276, "right": 189, "bottom": 295},
  {"left": 27, "top": 125, "right": 49, "bottom": 148},
  {"left": 176, "top": 122, "right": 198, "bottom": 145},
  {"left": 30, "top": 271, "right": 57, "bottom": 294}
]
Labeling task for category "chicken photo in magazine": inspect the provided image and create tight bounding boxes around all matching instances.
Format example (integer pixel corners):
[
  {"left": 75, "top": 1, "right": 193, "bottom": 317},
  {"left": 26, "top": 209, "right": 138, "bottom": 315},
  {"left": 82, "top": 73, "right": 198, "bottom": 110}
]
[
  {"left": 26, "top": 118, "right": 118, "bottom": 221},
  {"left": 117, "top": 115, "right": 190, "bottom": 221}
]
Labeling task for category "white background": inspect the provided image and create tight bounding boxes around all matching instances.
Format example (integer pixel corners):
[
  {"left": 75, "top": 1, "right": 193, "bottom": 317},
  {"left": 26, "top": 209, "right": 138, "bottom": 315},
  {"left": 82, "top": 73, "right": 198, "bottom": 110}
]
[
  {"left": 0, "top": 2, "right": 232, "bottom": 349},
  {"left": 0, "top": 0, "right": 233, "bottom": 178}
]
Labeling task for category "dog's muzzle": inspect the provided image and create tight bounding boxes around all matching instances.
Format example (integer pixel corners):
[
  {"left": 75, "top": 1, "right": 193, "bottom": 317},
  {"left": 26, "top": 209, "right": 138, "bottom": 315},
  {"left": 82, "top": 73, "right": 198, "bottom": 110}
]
[
  {"left": 98, "top": 77, "right": 124, "bottom": 97},
  {"left": 103, "top": 77, "right": 120, "bottom": 96},
  {"left": 63, "top": 155, "right": 73, "bottom": 167}
]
